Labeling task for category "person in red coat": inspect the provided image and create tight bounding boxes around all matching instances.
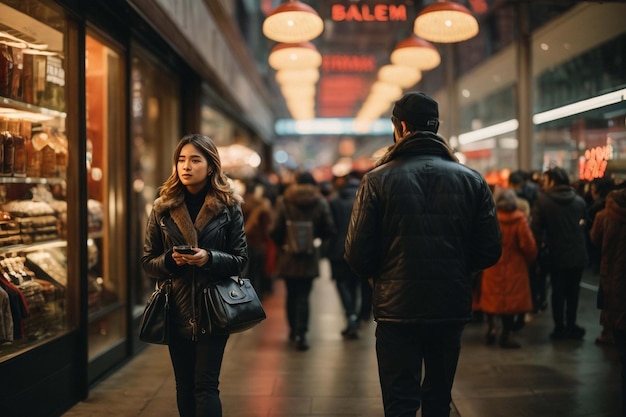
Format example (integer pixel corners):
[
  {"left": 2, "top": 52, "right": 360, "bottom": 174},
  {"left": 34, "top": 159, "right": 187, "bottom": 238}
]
[
  {"left": 480, "top": 188, "right": 537, "bottom": 348},
  {"left": 590, "top": 186, "right": 626, "bottom": 417}
]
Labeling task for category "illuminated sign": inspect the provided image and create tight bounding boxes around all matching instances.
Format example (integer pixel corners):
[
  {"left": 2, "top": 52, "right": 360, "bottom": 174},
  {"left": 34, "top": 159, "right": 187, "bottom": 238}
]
[
  {"left": 322, "top": 55, "right": 377, "bottom": 72},
  {"left": 331, "top": 4, "right": 407, "bottom": 22},
  {"left": 579, "top": 144, "right": 612, "bottom": 181}
]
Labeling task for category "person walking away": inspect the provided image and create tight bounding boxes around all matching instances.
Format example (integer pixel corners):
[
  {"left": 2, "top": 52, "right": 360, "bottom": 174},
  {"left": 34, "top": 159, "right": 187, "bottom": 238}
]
[
  {"left": 530, "top": 166, "right": 588, "bottom": 340},
  {"left": 327, "top": 171, "right": 362, "bottom": 339},
  {"left": 480, "top": 188, "right": 537, "bottom": 348},
  {"left": 141, "top": 134, "right": 247, "bottom": 417},
  {"left": 590, "top": 185, "right": 626, "bottom": 417},
  {"left": 270, "top": 171, "right": 335, "bottom": 351},
  {"left": 586, "top": 177, "right": 614, "bottom": 274},
  {"left": 242, "top": 180, "right": 274, "bottom": 297},
  {"left": 586, "top": 177, "right": 615, "bottom": 345},
  {"left": 510, "top": 170, "right": 546, "bottom": 313},
  {"left": 345, "top": 91, "right": 502, "bottom": 417}
]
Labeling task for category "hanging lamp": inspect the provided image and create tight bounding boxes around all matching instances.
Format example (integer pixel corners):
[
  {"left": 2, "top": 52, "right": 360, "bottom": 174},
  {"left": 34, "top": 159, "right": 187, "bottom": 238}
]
[
  {"left": 263, "top": 0, "right": 324, "bottom": 43},
  {"left": 390, "top": 35, "right": 441, "bottom": 70},
  {"left": 275, "top": 68, "right": 320, "bottom": 85},
  {"left": 268, "top": 42, "right": 322, "bottom": 70},
  {"left": 414, "top": 1, "right": 479, "bottom": 43},
  {"left": 378, "top": 64, "right": 422, "bottom": 89}
]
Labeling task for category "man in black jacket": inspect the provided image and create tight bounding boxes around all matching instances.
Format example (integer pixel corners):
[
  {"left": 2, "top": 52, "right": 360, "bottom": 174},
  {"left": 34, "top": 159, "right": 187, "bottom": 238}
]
[
  {"left": 345, "top": 92, "right": 502, "bottom": 417},
  {"left": 531, "top": 167, "right": 588, "bottom": 340}
]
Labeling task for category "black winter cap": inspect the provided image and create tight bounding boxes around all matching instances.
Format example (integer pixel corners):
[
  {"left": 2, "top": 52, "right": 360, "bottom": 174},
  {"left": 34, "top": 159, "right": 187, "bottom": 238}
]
[{"left": 392, "top": 92, "right": 439, "bottom": 131}]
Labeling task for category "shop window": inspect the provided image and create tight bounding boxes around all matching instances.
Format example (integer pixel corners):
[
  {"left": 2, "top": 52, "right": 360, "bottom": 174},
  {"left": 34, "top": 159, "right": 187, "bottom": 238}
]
[{"left": 129, "top": 46, "right": 180, "bottom": 322}]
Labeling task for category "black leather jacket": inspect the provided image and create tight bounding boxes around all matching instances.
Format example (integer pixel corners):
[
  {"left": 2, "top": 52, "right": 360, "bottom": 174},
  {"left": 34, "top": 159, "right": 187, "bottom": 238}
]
[
  {"left": 142, "top": 193, "right": 247, "bottom": 342},
  {"left": 345, "top": 132, "right": 502, "bottom": 324}
]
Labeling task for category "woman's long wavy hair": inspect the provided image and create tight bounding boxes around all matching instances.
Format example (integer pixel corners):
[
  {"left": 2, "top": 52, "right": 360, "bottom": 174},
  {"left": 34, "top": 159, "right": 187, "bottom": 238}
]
[{"left": 159, "top": 134, "right": 241, "bottom": 206}]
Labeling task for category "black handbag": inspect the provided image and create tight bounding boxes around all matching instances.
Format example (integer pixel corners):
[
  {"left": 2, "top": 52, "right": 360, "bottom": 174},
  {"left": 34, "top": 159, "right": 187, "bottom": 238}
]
[
  {"left": 139, "top": 279, "right": 171, "bottom": 344},
  {"left": 204, "top": 277, "right": 266, "bottom": 334}
]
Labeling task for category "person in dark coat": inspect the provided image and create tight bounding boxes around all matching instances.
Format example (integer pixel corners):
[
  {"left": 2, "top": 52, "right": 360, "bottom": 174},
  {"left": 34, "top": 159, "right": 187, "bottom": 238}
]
[
  {"left": 590, "top": 185, "right": 626, "bottom": 417},
  {"left": 345, "top": 92, "right": 502, "bottom": 417},
  {"left": 327, "top": 172, "right": 362, "bottom": 339},
  {"left": 270, "top": 171, "right": 335, "bottom": 351},
  {"left": 142, "top": 134, "right": 247, "bottom": 417},
  {"left": 531, "top": 166, "right": 588, "bottom": 340}
]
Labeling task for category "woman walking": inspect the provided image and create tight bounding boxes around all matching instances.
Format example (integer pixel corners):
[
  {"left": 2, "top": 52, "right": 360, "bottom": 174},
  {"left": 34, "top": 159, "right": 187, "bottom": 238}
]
[{"left": 142, "top": 134, "right": 247, "bottom": 416}]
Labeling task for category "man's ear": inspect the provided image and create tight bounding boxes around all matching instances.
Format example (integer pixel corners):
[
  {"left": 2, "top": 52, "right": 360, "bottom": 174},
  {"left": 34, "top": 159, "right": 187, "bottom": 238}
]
[{"left": 400, "top": 120, "right": 409, "bottom": 136}]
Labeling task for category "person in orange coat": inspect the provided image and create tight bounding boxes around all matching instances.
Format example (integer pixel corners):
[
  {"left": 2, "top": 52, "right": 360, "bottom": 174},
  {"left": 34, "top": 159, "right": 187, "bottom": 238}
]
[{"left": 480, "top": 188, "right": 538, "bottom": 348}]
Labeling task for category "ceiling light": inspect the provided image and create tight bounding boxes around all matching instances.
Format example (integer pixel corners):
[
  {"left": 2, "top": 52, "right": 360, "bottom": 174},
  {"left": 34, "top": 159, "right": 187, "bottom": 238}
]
[
  {"left": 458, "top": 119, "right": 518, "bottom": 145},
  {"left": 390, "top": 35, "right": 441, "bottom": 70},
  {"left": 414, "top": 1, "right": 479, "bottom": 43},
  {"left": 532, "top": 88, "right": 626, "bottom": 125},
  {"left": 378, "top": 64, "right": 422, "bottom": 88},
  {"left": 370, "top": 81, "right": 403, "bottom": 102},
  {"left": 263, "top": 0, "right": 324, "bottom": 43},
  {"left": 275, "top": 68, "right": 320, "bottom": 85},
  {"left": 268, "top": 42, "right": 322, "bottom": 70},
  {"left": 281, "top": 84, "right": 317, "bottom": 99}
]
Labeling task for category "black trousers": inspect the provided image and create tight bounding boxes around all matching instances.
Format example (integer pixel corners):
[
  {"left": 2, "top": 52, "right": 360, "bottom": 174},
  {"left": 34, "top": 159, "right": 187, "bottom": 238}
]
[
  {"left": 549, "top": 267, "right": 583, "bottom": 330},
  {"left": 330, "top": 260, "right": 360, "bottom": 322},
  {"left": 375, "top": 321, "right": 465, "bottom": 417},
  {"left": 284, "top": 278, "right": 314, "bottom": 338},
  {"left": 168, "top": 335, "right": 229, "bottom": 417},
  {"left": 614, "top": 327, "right": 626, "bottom": 417}
]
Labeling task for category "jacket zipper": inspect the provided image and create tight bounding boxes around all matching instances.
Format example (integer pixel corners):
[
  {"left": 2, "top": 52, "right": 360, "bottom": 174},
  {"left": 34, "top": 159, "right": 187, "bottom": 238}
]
[{"left": 190, "top": 267, "right": 198, "bottom": 341}]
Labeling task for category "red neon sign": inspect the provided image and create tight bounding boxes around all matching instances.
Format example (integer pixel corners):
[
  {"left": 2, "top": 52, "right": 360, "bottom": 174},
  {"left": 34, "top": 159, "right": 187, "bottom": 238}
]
[
  {"left": 331, "top": 4, "right": 408, "bottom": 22},
  {"left": 322, "top": 55, "right": 377, "bottom": 72}
]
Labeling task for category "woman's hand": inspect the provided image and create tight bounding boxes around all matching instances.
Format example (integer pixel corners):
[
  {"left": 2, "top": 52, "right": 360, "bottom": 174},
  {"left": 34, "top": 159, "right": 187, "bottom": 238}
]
[{"left": 172, "top": 248, "right": 211, "bottom": 267}]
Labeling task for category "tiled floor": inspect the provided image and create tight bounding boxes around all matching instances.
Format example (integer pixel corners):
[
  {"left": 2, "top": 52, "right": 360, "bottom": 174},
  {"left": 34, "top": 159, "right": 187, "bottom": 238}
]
[{"left": 63, "top": 260, "right": 621, "bottom": 417}]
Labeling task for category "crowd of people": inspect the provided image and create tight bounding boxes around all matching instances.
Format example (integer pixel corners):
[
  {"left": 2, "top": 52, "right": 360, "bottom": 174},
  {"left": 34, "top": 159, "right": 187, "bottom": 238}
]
[
  {"left": 141, "top": 93, "right": 625, "bottom": 417},
  {"left": 237, "top": 142, "right": 625, "bottom": 417}
]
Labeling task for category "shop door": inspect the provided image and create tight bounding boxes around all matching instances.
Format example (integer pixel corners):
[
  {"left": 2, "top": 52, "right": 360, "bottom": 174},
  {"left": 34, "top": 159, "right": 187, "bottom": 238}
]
[{"left": 85, "top": 33, "right": 128, "bottom": 373}]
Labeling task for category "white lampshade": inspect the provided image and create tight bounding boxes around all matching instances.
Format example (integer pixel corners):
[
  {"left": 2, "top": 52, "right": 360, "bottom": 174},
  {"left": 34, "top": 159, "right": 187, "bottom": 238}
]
[
  {"left": 275, "top": 68, "right": 320, "bottom": 85},
  {"left": 414, "top": 1, "right": 479, "bottom": 43},
  {"left": 268, "top": 42, "right": 322, "bottom": 70},
  {"left": 281, "top": 84, "right": 317, "bottom": 99},
  {"left": 378, "top": 64, "right": 422, "bottom": 88},
  {"left": 390, "top": 35, "right": 441, "bottom": 70},
  {"left": 370, "top": 81, "right": 403, "bottom": 102},
  {"left": 263, "top": 0, "right": 324, "bottom": 43}
]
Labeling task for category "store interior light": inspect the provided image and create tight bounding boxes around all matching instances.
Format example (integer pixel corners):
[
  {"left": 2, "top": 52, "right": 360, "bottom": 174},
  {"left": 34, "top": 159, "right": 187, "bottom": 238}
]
[
  {"left": 263, "top": 0, "right": 324, "bottom": 43},
  {"left": 390, "top": 35, "right": 441, "bottom": 70},
  {"left": 414, "top": 1, "right": 479, "bottom": 43},
  {"left": 458, "top": 119, "right": 518, "bottom": 145},
  {"left": 0, "top": 31, "right": 49, "bottom": 50},
  {"left": 268, "top": 42, "right": 322, "bottom": 70},
  {"left": 533, "top": 88, "right": 626, "bottom": 124}
]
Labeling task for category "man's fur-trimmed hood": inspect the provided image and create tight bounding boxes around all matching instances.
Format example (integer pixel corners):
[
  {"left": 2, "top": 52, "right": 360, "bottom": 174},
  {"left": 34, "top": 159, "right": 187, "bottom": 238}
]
[{"left": 152, "top": 192, "right": 226, "bottom": 247}]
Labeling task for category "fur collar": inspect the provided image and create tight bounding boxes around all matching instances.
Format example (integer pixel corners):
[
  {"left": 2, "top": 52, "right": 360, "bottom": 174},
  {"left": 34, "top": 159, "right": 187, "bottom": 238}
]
[{"left": 153, "top": 192, "right": 225, "bottom": 246}]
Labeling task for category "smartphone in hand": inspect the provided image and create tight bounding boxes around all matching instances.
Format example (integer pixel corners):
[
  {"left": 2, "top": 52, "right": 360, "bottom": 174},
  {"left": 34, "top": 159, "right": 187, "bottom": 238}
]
[{"left": 173, "top": 245, "right": 196, "bottom": 254}]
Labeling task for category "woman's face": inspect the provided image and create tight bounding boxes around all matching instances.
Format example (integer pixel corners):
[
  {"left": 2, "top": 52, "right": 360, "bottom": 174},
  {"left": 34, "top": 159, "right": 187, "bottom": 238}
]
[{"left": 177, "top": 143, "right": 210, "bottom": 193}]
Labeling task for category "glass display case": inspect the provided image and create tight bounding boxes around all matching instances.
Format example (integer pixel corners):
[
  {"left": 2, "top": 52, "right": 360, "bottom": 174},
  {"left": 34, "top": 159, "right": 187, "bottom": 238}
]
[{"left": 0, "top": 0, "right": 69, "bottom": 360}]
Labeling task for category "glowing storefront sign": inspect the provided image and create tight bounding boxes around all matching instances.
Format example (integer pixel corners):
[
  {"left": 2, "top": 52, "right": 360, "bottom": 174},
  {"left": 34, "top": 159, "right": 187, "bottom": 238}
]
[
  {"left": 322, "top": 55, "right": 377, "bottom": 72},
  {"left": 331, "top": 4, "right": 407, "bottom": 22}
]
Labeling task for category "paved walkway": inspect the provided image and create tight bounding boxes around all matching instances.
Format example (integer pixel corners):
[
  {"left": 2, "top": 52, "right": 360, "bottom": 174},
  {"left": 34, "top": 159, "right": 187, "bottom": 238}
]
[{"left": 63, "top": 261, "right": 621, "bottom": 417}]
